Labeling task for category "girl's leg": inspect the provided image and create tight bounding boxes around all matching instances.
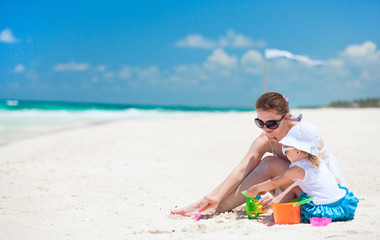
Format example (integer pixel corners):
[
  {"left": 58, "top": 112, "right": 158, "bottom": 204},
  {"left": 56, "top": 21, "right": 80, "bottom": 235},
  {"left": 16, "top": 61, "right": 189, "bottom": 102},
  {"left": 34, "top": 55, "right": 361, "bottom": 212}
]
[{"left": 216, "top": 156, "right": 291, "bottom": 213}]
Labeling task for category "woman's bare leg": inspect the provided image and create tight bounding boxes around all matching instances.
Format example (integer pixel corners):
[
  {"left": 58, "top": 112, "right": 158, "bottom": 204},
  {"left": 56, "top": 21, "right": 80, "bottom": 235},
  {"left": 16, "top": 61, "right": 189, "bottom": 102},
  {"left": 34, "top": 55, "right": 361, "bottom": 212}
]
[
  {"left": 171, "top": 156, "right": 293, "bottom": 216},
  {"left": 216, "top": 156, "right": 291, "bottom": 213}
]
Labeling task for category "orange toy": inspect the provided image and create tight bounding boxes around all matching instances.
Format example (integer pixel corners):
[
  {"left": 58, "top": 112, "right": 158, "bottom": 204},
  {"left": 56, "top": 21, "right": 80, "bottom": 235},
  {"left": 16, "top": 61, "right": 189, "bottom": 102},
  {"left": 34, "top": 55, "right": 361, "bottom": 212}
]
[{"left": 270, "top": 197, "right": 312, "bottom": 224}]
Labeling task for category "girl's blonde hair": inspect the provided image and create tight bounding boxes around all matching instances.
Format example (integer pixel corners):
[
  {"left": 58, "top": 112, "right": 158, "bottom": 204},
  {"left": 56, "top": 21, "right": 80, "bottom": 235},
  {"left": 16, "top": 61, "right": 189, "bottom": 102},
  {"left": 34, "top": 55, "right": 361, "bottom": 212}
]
[{"left": 307, "top": 153, "right": 320, "bottom": 167}]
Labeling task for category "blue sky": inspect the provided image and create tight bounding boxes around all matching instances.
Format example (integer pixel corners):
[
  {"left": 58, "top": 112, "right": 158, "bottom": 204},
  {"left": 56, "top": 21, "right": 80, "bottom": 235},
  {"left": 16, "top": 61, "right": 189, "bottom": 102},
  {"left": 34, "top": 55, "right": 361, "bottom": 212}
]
[{"left": 1, "top": 0, "right": 379, "bottom": 107}]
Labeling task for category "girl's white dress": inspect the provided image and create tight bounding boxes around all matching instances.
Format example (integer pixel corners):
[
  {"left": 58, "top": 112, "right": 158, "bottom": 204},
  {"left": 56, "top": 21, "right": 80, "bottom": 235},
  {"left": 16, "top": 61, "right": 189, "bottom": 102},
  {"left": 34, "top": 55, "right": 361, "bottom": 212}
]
[{"left": 290, "top": 159, "right": 358, "bottom": 223}]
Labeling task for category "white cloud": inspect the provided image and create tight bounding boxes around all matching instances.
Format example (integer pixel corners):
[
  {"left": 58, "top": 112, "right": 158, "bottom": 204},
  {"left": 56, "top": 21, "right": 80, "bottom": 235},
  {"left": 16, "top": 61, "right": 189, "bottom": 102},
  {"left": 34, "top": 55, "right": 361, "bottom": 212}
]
[
  {"left": 337, "top": 41, "right": 380, "bottom": 81},
  {"left": 327, "top": 59, "right": 344, "bottom": 67},
  {"left": 323, "top": 59, "right": 349, "bottom": 78},
  {"left": 204, "top": 49, "right": 237, "bottom": 68},
  {"left": 137, "top": 66, "right": 160, "bottom": 79},
  {"left": 176, "top": 34, "right": 216, "bottom": 49},
  {"left": 91, "top": 76, "right": 99, "bottom": 83},
  {"left": 96, "top": 65, "right": 107, "bottom": 72},
  {"left": 343, "top": 41, "right": 377, "bottom": 58},
  {"left": 174, "top": 65, "right": 188, "bottom": 73},
  {"left": 203, "top": 49, "right": 237, "bottom": 77},
  {"left": 171, "top": 64, "right": 209, "bottom": 85},
  {"left": 272, "top": 58, "right": 294, "bottom": 69},
  {"left": 119, "top": 66, "right": 132, "bottom": 79},
  {"left": 0, "top": 28, "right": 17, "bottom": 43},
  {"left": 43, "top": 40, "right": 378, "bottom": 106},
  {"left": 241, "top": 50, "right": 264, "bottom": 74},
  {"left": 341, "top": 41, "right": 380, "bottom": 68},
  {"left": 118, "top": 65, "right": 162, "bottom": 85},
  {"left": 175, "top": 30, "right": 265, "bottom": 49},
  {"left": 26, "top": 69, "right": 39, "bottom": 80},
  {"left": 12, "top": 64, "right": 39, "bottom": 81},
  {"left": 103, "top": 71, "right": 114, "bottom": 79},
  {"left": 219, "top": 30, "right": 265, "bottom": 48},
  {"left": 259, "top": 41, "right": 380, "bottom": 104},
  {"left": 14, "top": 64, "right": 25, "bottom": 73},
  {"left": 54, "top": 61, "right": 90, "bottom": 71}
]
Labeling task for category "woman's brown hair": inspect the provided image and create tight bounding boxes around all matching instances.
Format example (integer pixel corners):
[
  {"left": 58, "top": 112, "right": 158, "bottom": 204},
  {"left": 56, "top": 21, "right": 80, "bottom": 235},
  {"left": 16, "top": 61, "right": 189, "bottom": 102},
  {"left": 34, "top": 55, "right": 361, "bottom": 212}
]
[{"left": 255, "top": 92, "right": 289, "bottom": 116}]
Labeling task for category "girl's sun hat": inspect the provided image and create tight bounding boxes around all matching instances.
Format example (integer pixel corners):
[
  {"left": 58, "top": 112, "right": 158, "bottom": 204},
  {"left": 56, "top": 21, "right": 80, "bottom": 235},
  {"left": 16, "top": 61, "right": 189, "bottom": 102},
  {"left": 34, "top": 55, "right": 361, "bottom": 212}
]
[{"left": 279, "top": 122, "right": 320, "bottom": 156}]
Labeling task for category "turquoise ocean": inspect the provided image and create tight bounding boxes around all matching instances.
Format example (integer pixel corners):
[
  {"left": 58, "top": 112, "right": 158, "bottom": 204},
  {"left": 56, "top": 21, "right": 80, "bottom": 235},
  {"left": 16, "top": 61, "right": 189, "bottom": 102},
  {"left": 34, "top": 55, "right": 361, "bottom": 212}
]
[{"left": 0, "top": 99, "right": 251, "bottom": 145}]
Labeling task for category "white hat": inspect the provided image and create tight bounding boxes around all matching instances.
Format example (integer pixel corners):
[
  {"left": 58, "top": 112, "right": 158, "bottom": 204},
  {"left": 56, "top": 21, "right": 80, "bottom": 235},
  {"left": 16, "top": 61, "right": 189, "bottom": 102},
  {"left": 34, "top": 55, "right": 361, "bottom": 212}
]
[{"left": 279, "top": 122, "right": 320, "bottom": 156}]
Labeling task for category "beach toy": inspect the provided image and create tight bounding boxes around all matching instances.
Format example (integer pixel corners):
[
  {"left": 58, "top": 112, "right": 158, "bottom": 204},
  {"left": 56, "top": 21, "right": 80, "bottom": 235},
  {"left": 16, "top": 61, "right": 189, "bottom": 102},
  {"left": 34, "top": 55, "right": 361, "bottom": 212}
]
[
  {"left": 310, "top": 217, "right": 332, "bottom": 227},
  {"left": 241, "top": 190, "right": 267, "bottom": 219},
  {"left": 194, "top": 211, "right": 202, "bottom": 221},
  {"left": 270, "top": 196, "right": 312, "bottom": 224}
]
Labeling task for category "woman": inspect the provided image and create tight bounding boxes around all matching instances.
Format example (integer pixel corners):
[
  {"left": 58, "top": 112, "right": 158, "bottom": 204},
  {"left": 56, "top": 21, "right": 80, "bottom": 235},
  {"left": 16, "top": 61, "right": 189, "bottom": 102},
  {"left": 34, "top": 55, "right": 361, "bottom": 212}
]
[{"left": 171, "top": 92, "right": 346, "bottom": 216}]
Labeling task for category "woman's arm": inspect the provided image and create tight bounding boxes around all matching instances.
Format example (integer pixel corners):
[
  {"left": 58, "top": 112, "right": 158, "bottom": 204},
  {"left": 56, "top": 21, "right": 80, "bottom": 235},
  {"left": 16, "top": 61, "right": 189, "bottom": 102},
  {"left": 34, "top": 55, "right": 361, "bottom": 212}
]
[
  {"left": 246, "top": 166, "right": 304, "bottom": 198},
  {"left": 319, "top": 137, "right": 346, "bottom": 186},
  {"left": 207, "top": 133, "right": 271, "bottom": 201},
  {"left": 171, "top": 132, "right": 271, "bottom": 215}
]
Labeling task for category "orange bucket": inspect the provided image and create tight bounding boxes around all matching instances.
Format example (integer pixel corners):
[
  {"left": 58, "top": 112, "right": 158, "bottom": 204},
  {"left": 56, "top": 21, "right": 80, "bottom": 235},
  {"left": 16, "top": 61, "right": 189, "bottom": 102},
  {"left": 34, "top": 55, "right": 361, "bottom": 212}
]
[
  {"left": 271, "top": 202, "right": 301, "bottom": 224},
  {"left": 270, "top": 196, "right": 312, "bottom": 224}
]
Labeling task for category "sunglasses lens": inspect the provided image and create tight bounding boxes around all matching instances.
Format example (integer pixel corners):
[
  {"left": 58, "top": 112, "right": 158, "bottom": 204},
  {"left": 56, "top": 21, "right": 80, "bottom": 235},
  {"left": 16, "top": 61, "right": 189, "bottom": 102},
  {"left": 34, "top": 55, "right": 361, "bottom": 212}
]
[
  {"left": 254, "top": 119, "right": 264, "bottom": 128},
  {"left": 265, "top": 121, "right": 279, "bottom": 129}
]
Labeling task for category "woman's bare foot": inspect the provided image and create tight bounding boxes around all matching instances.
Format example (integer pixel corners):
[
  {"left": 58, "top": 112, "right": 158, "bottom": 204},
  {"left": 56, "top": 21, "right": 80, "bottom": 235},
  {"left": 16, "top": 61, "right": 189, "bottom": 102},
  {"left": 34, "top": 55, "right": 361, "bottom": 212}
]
[
  {"left": 170, "top": 201, "right": 200, "bottom": 216},
  {"left": 171, "top": 195, "right": 220, "bottom": 217}
]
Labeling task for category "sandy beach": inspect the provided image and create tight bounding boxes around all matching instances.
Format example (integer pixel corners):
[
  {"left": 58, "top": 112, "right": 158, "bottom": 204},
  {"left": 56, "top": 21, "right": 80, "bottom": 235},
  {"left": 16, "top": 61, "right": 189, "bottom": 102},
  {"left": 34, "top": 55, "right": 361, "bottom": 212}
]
[{"left": 1, "top": 108, "right": 380, "bottom": 239}]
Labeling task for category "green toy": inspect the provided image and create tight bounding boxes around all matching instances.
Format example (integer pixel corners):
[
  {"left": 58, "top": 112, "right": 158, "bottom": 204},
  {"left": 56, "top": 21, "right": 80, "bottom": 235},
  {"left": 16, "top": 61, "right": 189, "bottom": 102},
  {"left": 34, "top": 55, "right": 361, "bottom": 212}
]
[
  {"left": 241, "top": 190, "right": 313, "bottom": 220},
  {"left": 241, "top": 190, "right": 267, "bottom": 219}
]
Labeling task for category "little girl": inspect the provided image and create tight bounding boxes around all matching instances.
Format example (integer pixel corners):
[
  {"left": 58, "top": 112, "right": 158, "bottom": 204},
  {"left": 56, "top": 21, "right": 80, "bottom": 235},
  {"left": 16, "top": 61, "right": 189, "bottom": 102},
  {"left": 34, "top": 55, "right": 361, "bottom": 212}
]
[{"left": 246, "top": 122, "right": 358, "bottom": 223}]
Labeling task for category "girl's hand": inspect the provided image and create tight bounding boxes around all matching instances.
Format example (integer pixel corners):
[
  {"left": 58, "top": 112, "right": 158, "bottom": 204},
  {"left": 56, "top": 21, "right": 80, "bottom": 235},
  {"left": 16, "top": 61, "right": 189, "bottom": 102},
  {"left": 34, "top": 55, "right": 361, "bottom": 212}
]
[{"left": 258, "top": 192, "right": 274, "bottom": 211}]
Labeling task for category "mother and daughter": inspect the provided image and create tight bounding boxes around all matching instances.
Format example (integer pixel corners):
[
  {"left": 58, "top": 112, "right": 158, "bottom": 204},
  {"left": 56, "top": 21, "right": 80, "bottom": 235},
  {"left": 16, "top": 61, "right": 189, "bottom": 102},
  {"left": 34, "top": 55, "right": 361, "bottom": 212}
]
[{"left": 171, "top": 92, "right": 358, "bottom": 223}]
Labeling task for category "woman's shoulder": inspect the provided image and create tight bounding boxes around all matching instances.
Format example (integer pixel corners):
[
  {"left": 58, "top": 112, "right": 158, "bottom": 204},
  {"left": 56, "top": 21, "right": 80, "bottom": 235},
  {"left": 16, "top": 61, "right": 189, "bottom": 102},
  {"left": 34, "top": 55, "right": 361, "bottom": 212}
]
[
  {"left": 255, "top": 132, "right": 271, "bottom": 146},
  {"left": 251, "top": 132, "right": 272, "bottom": 154}
]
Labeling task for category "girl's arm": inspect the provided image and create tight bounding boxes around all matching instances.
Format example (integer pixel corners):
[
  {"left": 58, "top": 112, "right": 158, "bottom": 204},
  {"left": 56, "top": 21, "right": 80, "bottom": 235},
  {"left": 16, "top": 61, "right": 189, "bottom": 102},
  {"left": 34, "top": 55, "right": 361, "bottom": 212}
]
[{"left": 246, "top": 165, "right": 304, "bottom": 198}]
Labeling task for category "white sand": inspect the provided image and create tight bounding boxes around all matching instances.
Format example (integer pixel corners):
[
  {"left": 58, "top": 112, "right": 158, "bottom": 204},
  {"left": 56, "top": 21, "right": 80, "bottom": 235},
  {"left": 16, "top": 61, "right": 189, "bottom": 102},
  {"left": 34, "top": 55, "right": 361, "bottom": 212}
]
[{"left": 0, "top": 108, "right": 379, "bottom": 239}]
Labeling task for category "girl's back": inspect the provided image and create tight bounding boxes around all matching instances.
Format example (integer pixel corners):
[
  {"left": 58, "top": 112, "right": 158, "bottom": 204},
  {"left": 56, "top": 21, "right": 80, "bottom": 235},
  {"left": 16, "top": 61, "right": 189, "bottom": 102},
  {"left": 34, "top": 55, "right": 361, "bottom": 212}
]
[{"left": 290, "top": 159, "right": 346, "bottom": 205}]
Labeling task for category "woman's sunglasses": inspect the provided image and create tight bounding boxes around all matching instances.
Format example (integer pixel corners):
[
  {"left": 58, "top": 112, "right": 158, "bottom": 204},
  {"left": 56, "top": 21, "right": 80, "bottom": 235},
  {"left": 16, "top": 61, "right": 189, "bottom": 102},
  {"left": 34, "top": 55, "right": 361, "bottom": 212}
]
[{"left": 254, "top": 115, "right": 285, "bottom": 130}]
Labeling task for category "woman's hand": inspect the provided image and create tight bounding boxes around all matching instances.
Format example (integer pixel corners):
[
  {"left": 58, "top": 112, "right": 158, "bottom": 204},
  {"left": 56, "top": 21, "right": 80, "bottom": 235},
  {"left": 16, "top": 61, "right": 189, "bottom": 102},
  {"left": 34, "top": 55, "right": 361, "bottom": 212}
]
[{"left": 197, "top": 195, "right": 219, "bottom": 214}]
